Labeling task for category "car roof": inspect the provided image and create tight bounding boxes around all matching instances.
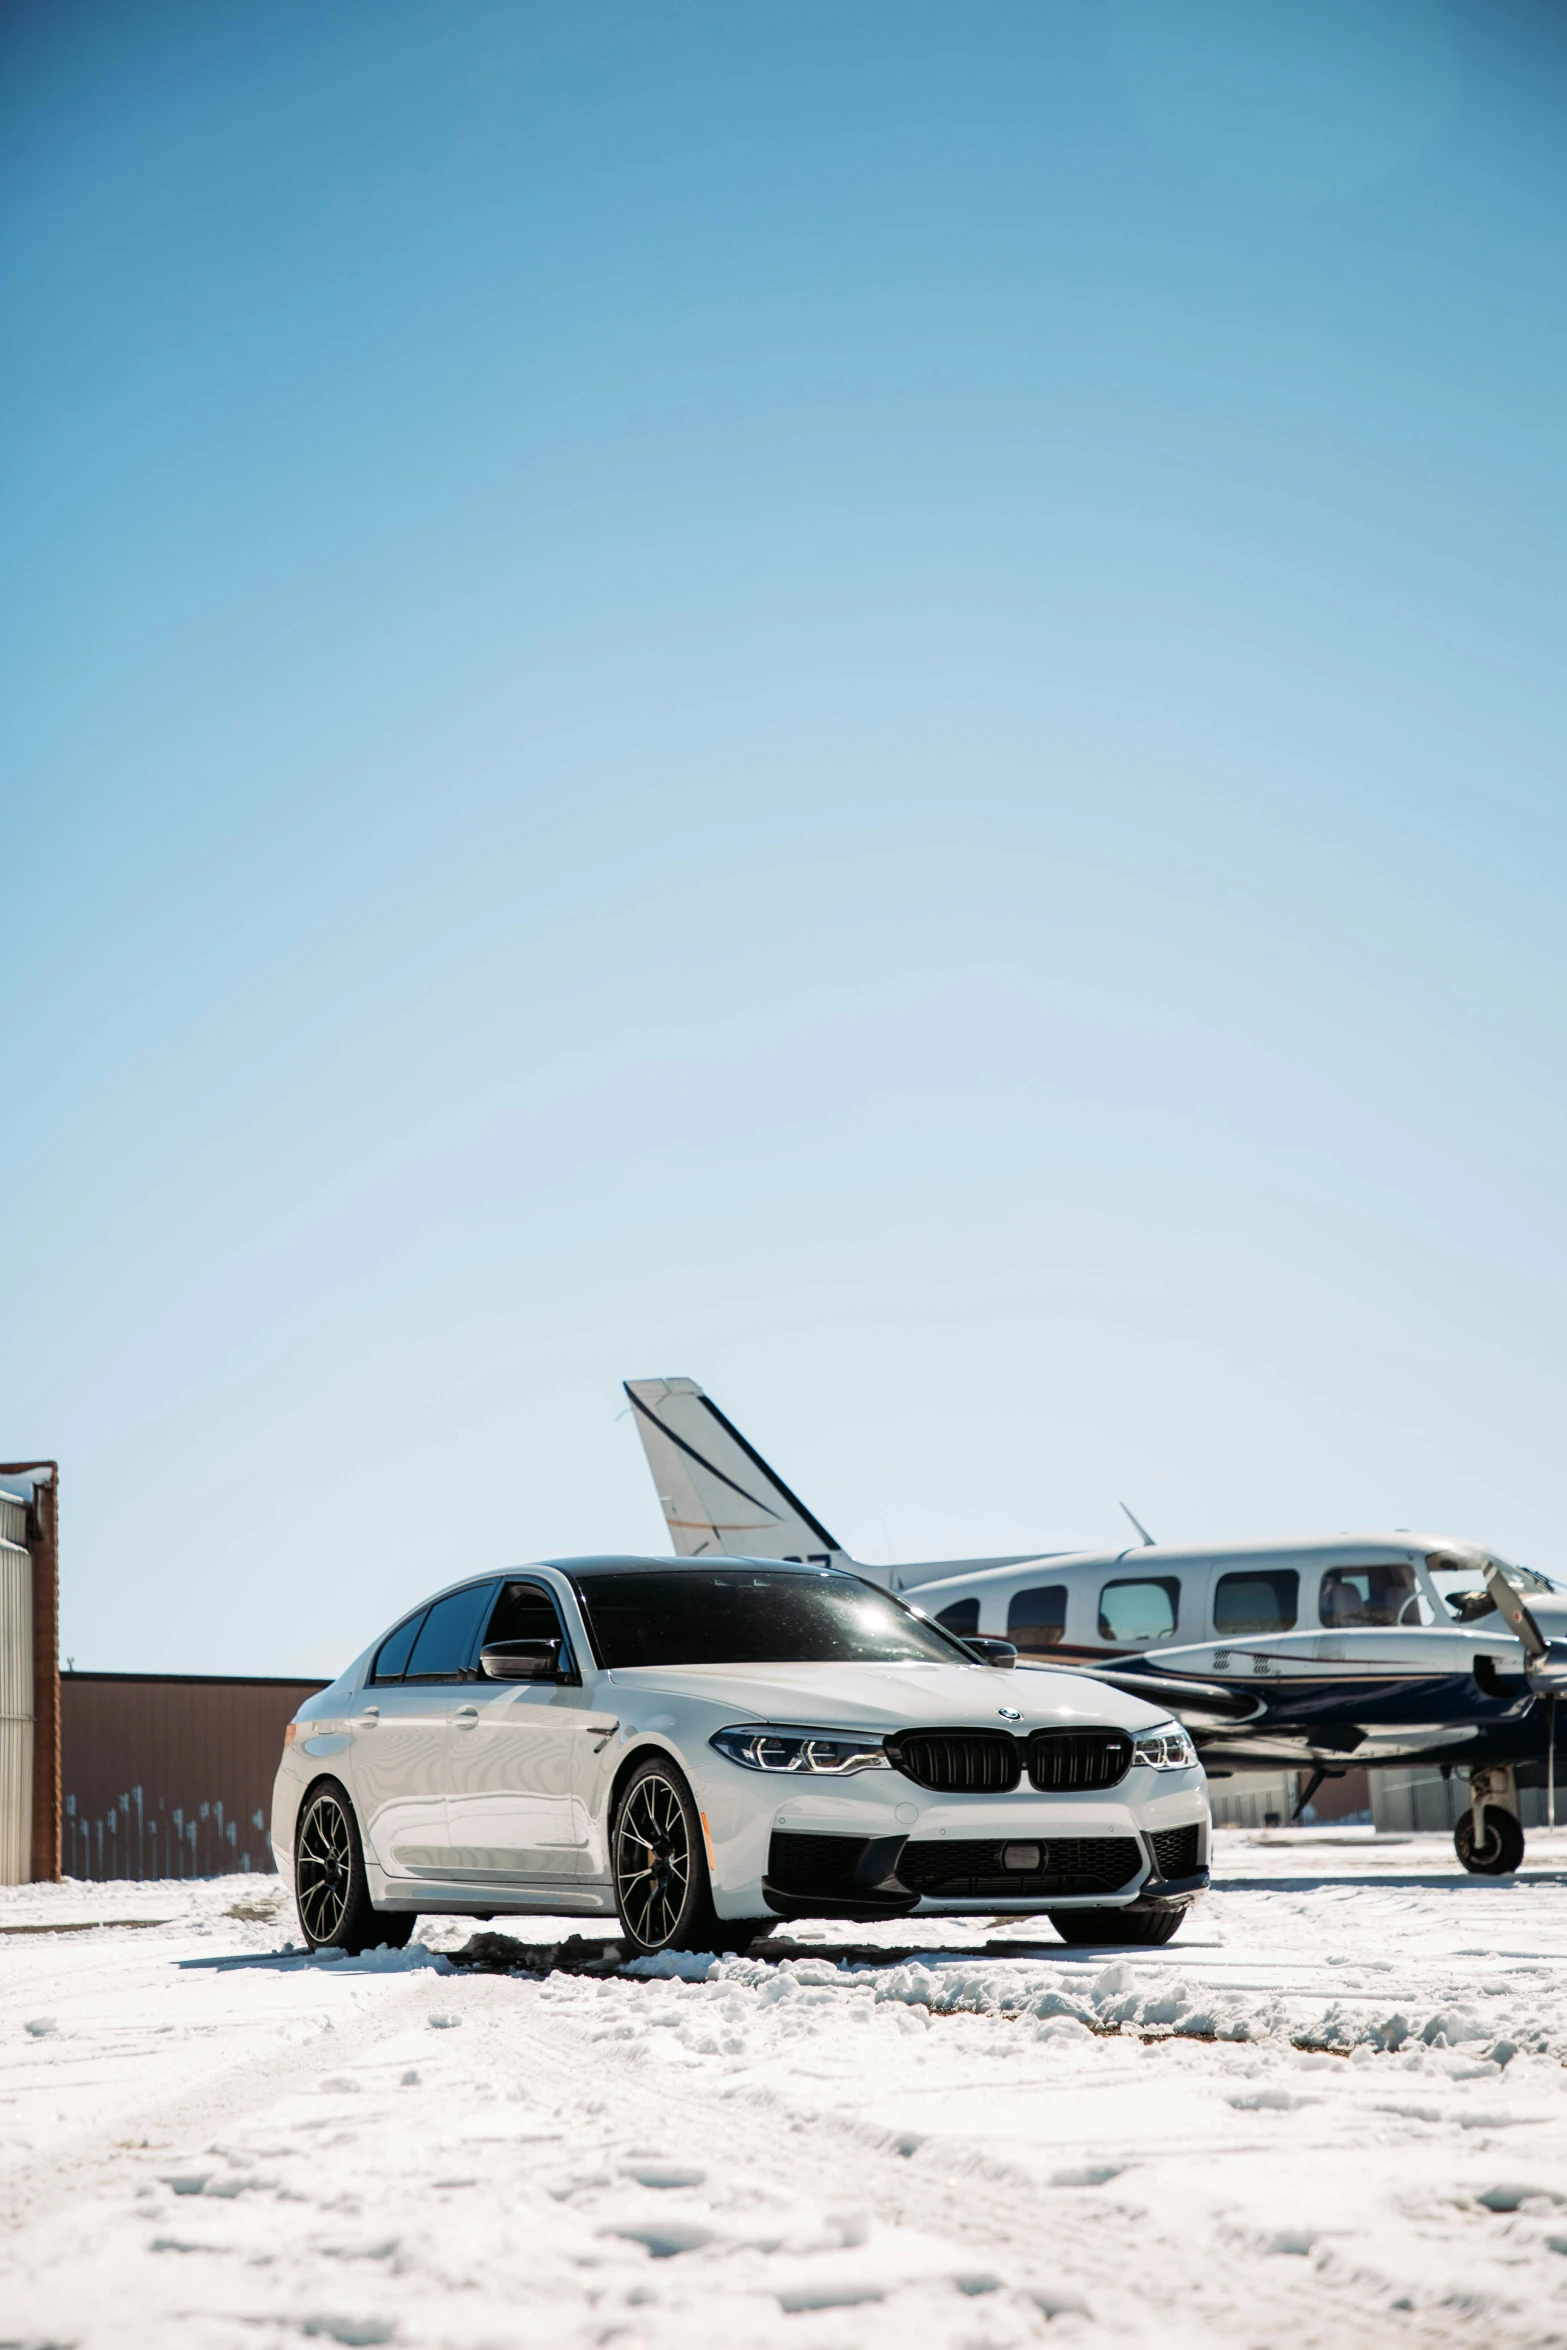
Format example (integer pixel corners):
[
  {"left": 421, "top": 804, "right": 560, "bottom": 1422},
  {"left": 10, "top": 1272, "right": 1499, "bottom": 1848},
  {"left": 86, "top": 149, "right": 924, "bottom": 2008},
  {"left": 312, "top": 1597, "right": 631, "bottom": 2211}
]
[
  {"left": 548, "top": 1555, "right": 855, "bottom": 1576},
  {"left": 395, "top": 1556, "right": 869, "bottom": 1623}
]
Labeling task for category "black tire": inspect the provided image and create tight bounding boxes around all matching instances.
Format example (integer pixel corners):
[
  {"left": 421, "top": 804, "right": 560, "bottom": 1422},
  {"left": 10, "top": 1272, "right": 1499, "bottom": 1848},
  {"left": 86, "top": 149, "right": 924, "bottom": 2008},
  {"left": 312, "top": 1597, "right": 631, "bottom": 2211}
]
[
  {"left": 294, "top": 1779, "right": 416, "bottom": 1954},
  {"left": 1049, "top": 1905, "right": 1188, "bottom": 1947},
  {"left": 1454, "top": 1806, "right": 1524, "bottom": 1876},
  {"left": 611, "top": 1757, "right": 750, "bottom": 1958}
]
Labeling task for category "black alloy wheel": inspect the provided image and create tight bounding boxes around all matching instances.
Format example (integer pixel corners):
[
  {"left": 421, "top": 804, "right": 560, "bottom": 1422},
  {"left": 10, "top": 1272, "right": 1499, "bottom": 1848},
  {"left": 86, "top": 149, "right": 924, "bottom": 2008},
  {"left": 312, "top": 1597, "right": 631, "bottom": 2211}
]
[
  {"left": 610, "top": 1758, "right": 765, "bottom": 1959},
  {"left": 294, "top": 1779, "right": 415, "bottom": 1954},
  {"left": 1048, "top": 1905, "right": 1187, "bottom": 1947},
  {"left": 614, "top": 1763, "right": 699, "bottom": 1954},
  {"left": 1454, "top": 1805, "right": 1525, "bottom": 1876}
]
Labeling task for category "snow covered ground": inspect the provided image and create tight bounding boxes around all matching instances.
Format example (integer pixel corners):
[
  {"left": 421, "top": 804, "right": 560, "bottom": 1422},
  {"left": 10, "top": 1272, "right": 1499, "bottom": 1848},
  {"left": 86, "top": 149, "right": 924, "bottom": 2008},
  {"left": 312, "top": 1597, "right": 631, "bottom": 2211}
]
[{"left": 6, "top": 1828, "right": 1567, "bottom": 2349}]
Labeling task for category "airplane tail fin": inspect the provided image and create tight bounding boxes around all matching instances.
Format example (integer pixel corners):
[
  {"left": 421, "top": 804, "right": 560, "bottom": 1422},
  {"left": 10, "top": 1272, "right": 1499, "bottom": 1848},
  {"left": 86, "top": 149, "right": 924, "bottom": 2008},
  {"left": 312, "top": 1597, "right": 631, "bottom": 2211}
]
[{"left": 623, "top": 1378, "right": 847, "bottom": 1564}]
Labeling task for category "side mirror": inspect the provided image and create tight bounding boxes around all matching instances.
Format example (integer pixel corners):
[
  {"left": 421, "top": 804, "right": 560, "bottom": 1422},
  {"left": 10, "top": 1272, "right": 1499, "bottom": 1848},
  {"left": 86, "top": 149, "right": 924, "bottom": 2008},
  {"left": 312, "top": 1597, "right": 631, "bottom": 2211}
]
[
  {"left": 962, "top": 1636, "right": 1018, "bottom": 1670},
  {"left": 480, "top": 1638, "right": 568, "bottom": 1682}
]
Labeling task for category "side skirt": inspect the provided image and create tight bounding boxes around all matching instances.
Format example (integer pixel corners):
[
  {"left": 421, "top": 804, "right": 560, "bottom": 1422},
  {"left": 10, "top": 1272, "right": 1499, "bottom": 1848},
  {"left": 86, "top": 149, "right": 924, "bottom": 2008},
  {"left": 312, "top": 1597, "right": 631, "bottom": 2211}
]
[{"left": 369, "top": 1873, "right": 618, "bottom": 1917}]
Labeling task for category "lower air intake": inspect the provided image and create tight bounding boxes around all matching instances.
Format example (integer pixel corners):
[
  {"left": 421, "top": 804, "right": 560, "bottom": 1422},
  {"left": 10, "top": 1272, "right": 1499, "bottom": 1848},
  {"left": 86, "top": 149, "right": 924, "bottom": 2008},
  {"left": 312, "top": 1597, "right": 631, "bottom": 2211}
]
[
  {"left": 895, "top": 1836, "right": 1143, "bottom": 1900},
  {"left": 766, "top": 1832, "right": 873, "bottom": 1898},
  {"left": 1148, "top": 1824, "right": 1202, "bottom": 1879}
]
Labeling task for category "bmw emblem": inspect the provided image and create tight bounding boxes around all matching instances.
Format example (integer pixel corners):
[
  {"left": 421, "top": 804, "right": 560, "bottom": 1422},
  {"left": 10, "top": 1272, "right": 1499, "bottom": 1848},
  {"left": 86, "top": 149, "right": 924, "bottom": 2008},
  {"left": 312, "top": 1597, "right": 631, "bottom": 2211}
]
[{"left": 997, "top": 1706, "right": 1022, "bottom": 1722}]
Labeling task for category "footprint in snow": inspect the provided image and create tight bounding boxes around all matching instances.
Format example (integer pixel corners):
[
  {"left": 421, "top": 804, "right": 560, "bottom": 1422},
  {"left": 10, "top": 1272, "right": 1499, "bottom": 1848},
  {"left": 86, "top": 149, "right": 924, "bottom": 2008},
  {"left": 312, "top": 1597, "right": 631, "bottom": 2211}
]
[
  {"left": 776, "top": 2282, "right": 885, "bottom": 2312},
  {"left": 622, "top": 2162, "right": 706, "bottom": 2189},
  {"left": 603, "top": 2219, "right": 719, "bottom": 2258},
  {"left": 1477, "top": 2183, "right": 1564, "bottom": 2212},
  {"left": 299, "top": 2321, "right": 397, "bottom": 2346}
]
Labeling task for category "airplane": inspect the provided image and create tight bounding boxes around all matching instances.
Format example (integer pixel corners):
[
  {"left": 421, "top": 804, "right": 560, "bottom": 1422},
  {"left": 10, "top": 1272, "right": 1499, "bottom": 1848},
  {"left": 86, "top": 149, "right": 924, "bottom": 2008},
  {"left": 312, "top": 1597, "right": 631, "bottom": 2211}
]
[{"left": 624, "top": 1376, "right": 1567, "bottom": 1878}]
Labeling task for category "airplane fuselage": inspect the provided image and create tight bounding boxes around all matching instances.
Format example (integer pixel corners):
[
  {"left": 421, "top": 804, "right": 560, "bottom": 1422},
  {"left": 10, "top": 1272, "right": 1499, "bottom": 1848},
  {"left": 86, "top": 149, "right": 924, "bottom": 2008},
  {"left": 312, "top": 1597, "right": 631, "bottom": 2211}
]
[{"left": 882, "top": 1534, "right": 1567, "bottom": 1777}]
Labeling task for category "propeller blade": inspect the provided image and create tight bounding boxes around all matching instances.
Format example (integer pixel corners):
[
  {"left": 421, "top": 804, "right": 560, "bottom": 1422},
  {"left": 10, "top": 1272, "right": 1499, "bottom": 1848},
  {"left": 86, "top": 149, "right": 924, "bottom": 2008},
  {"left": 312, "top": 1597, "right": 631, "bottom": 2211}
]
[{"left": 1485, "top": 1559, "right": 1548, "bottom": 1661}]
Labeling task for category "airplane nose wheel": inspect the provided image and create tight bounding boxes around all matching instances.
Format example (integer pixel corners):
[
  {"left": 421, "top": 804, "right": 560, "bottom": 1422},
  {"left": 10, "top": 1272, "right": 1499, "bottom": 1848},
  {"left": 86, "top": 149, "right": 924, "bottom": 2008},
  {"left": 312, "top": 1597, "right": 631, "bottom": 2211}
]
[{"left": 1454, "top": 1806, "right": 1524, "bottom": 1875}]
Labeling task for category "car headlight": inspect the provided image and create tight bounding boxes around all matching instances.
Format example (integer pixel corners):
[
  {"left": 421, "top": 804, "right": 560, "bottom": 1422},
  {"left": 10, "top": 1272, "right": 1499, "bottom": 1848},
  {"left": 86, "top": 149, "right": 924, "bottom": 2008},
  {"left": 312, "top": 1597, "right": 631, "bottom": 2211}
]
[
  {"left": 1131, "top": 1723, "right": 1198, "bottom": 1772},
  {"left": 709, "top": 1725, "right": 891, "bottom": 1775}
]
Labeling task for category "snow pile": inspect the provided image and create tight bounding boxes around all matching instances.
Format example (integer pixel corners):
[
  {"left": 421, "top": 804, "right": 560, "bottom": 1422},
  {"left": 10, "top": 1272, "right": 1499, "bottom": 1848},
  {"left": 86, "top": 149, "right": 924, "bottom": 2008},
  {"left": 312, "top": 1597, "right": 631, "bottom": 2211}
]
[{"left": 6, "top": 1835, "right": 1567, "bottom": 2347}]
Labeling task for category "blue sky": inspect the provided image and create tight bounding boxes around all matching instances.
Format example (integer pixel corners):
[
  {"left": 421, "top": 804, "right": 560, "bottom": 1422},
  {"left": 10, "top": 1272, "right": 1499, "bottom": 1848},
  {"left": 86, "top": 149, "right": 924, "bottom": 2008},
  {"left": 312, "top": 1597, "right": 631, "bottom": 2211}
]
[{"left": 4, "top": 1, "right": 1566, "bottom": 1673}]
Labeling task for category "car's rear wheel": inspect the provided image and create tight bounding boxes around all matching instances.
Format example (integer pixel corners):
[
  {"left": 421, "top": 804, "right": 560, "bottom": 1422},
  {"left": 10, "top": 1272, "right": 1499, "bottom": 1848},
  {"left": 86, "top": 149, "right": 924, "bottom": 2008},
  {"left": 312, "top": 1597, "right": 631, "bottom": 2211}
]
[
  {"left": 611, "top": 1758, "right": 762, "bottom": 1958},
  {"left": 295, "top": 1779, "right": 416, "bottom": 1954},
  {"left": 1048, "top": 1905, "right": 1187, "bottom": 1947}
]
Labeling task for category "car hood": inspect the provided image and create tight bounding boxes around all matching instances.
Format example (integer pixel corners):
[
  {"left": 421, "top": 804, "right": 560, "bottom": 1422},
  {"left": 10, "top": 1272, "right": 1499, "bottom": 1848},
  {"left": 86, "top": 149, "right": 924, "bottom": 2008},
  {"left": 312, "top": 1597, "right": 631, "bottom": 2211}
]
[{"left": 602, "top": 1658, "right": 1168, "bottom": 1733}]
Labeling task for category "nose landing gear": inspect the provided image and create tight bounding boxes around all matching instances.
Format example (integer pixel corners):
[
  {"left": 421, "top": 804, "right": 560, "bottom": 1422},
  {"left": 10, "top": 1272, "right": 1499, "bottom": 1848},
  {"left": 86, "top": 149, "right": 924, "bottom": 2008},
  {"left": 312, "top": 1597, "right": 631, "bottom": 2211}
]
[{"left": 1454, "top": 1764, "right": 1525, "bottom": 1875}]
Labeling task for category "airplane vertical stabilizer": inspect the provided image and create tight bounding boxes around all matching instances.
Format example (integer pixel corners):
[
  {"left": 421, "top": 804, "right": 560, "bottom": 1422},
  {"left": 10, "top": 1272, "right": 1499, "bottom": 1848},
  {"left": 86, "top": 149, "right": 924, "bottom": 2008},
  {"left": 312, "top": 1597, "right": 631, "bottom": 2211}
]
[{"left": 623, "top": 1378, "right": 847, "bottom": 1564}]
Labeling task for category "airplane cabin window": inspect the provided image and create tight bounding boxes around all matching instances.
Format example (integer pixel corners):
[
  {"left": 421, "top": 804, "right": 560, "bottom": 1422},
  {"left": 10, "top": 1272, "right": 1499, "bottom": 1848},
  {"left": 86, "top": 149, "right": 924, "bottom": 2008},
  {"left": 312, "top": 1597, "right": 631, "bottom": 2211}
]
[
  {"left": 935, "top": 1598, "right": 980, "bottom": 1635},
  {"left": 1098, "top": 1577, "right": 1180, "bottom": 1644},
  {"left": 1318, "top": 1563, "right": 1418, "bottom": 1630},
  {"left": 485, "top": 1582, "right": 567, "bottom": 1646},
  {"left": 403, "top": 1585, "right": 495, "bottom": 1681},
  {"left": 1213, "top": 1570, "right": 1298, "bottom": 1637},
  {"left": 371, "top": 1610, "right": 428, "bottom": 1684},
  {"left": 1007, "top": 1586, "right": 1069, "bottom": 1652}
]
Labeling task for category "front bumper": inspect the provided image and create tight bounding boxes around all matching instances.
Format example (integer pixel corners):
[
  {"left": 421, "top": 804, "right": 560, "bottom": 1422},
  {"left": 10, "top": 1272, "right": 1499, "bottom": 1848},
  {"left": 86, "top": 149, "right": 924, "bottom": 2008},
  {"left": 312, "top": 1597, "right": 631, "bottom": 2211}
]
[
  {"left": 741, "top": 1798, "right": 1209, "bottom": 1920},
  {"left": 696, "top": 1750, "right": 1209, "bottom": 1917}
]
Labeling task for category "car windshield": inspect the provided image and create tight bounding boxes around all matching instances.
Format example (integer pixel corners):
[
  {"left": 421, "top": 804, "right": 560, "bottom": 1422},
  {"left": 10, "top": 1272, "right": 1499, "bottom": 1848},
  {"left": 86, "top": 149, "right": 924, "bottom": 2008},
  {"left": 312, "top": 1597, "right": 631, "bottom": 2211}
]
[{"left": 571, "top": 1567, "right": 969, "bottom": 1670}]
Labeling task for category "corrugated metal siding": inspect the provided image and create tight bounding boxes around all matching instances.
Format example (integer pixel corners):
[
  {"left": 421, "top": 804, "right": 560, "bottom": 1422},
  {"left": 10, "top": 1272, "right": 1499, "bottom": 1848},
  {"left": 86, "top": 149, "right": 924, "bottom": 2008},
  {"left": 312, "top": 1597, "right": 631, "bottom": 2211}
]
[
  {"left": 0, "top": 1538, "right": 32, "bottom": 1885},
  {"left": 61, "top": 1673, "right": 327, "bottom": 1880},
  {"left": 1206, "top": 1770, "right": 1298, "bottom": 1830},
  {"left": 0, "top": 1493, "right": 27, "bottom": 1548}
]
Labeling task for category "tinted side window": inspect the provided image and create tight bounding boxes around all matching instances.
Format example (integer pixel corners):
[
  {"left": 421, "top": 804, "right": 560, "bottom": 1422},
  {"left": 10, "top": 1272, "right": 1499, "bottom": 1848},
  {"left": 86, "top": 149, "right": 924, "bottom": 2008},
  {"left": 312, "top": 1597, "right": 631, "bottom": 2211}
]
[
  {"left": 1319, "top": 1563, "right": 1417, "bottom": 1629},
  {"left": 1098, "top": 1577, "right": 1180, "bottom": 1643},
  {"left": 485, "top": 1582, "right": 567, "bottom": 1646},
  {"left": 404, "top": 1585, "right": 495, "bottom": 1681},
  {"left": 1008, "top": 1586, "right": 1068, "bottom": 1652},
  {"left": 1214, "top": 1570, "right": 1298, "bottom": 1636},
  {"left": 935, "top": 1598, "right": 979, "bottom": 1635},
  {"left": 372, "top": 1610, "right": 427, "bottom": 1684}
]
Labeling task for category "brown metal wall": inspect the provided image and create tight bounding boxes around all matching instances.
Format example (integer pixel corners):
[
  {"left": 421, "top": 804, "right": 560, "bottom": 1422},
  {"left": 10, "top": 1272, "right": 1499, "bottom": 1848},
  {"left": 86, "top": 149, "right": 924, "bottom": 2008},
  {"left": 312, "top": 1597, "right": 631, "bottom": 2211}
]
[
  {"left": 1301, "top": 1766, "right": 1373, "bottom": 1824},
  {"left": 61, "top": 1672, "right": 327, "bottom": 1879}
]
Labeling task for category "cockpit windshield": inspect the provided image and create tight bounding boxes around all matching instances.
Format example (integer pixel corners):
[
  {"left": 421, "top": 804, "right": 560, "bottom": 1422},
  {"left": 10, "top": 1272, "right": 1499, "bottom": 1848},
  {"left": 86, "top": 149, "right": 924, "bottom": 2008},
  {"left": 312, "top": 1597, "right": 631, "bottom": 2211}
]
[{"left": 1426, "top": 1554, "right": 1560, "bottom": 1624}]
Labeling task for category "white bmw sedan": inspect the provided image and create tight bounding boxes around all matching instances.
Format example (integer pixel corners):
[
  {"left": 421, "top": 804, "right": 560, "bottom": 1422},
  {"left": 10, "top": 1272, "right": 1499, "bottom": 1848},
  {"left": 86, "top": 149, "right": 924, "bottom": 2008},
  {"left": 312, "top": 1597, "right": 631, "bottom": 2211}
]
[{"left": 272, "top": 1557, "right": 1209, "bottom": 1959}]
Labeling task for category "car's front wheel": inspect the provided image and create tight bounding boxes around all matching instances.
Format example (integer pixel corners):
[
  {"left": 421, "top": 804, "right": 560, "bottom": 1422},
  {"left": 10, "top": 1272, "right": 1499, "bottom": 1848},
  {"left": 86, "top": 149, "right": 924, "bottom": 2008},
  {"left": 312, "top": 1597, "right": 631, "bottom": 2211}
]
[
  {"left": 1048, "top": 1905, "right": 1187, "bottom": 1947},
  {"left": 294, "top": 1778, "right": 416, "bottom": 1954},
  {"left": 611, "top": 1757, "right": 763, "bottom": 1958}
]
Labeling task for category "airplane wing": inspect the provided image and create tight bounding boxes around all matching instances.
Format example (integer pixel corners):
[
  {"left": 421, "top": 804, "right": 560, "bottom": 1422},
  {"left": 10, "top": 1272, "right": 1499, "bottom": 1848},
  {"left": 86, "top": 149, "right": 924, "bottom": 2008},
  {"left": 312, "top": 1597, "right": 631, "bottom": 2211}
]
[
  {"left": 1056, "top": 1665, "right": 1266, "bottom": 1722},
  {"left": 623, "top": 1378, "right": 848, "bottom": 1563}
]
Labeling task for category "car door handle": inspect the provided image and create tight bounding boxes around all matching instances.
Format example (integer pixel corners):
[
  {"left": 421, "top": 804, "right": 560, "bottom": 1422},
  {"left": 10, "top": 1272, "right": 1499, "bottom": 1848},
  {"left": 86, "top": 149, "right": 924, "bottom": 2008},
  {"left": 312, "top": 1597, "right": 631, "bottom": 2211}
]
[
  {"left": 354, "top": 1705, "right": 379, "bottom": 1730},
  {"left": 453, "top": 1705, "right": 479, "bottom": 1729}
]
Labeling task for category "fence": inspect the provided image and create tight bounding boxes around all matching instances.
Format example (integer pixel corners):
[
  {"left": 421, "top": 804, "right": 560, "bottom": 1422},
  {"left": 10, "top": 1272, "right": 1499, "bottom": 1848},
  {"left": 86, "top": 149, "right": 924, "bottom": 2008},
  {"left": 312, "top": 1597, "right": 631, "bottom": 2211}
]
[
  {"left": 1371, "top": 1763, "right": 1565, "bottom": 1836},
  {"left": 61, "top": 1672, "right": 327, "bottom": 1879}
]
